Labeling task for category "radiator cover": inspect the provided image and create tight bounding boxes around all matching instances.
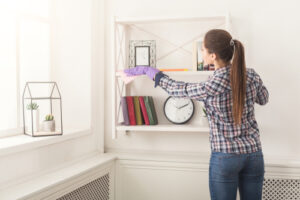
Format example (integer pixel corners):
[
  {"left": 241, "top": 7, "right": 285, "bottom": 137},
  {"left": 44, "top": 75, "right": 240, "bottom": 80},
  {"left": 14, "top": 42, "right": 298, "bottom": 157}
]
[
  {"left": 262, "top": 178, "right": 300, "bottom": 200},
  {"left": 57, "top": 173, "right": 110, "bottom": 200}
]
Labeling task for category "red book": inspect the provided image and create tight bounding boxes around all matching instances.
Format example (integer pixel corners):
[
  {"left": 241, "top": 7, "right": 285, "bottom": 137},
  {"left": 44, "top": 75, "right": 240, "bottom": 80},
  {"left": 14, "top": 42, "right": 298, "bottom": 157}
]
[
  {"left": 138, "top": 96, "right": 150, "bottom": 125},
  {"left": 126, "top": 96, "right": 136, "bottom": 125}
]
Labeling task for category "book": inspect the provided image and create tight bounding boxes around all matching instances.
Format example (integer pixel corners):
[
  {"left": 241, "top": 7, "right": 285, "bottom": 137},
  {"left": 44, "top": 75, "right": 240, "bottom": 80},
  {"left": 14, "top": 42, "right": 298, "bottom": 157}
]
[
  {"left": 133, "top": 96, "right": 143, "bottom": 125},
  {"left": 144, "top": 96, "right": 158, "bottom": 125},
  {"left": 126, "top": 96, "right": 136, "bottom": 125},
  {"left": 148, "top": 96, "right": 158, "bottom": 125},
  {"left": 144, "top": 96, "right": 155, "bottom": 125},
  {"left": 139, "top": 96, "right": 150, "bottom": 125},
  {"left": 121, "top": 97, "right": 130, "bottom": 125}
]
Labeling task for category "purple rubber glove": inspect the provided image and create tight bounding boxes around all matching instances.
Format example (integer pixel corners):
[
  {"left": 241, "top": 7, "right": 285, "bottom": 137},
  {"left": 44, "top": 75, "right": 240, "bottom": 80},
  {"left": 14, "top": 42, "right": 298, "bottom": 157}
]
[{"left": 124, "top": 66, "right": 160, "bottom": 80}]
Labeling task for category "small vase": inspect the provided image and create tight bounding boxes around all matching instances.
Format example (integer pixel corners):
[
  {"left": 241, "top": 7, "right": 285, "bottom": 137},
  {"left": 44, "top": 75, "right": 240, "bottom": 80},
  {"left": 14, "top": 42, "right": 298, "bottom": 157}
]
[
  {"left": 42, "top": 120, "right": 55, "bottom": 132},
  {"left": 26, "top": 109, "right": 40, "bottom": 133},
  {"left": 199, "top": 116, "right": 209, "bottom": 127}
]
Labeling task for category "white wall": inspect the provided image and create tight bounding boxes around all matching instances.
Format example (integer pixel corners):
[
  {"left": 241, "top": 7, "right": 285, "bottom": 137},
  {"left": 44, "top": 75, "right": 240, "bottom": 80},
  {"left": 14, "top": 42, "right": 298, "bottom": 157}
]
[
  {"left": 104, "top": 0, "right": 300, "bottom": 159},
  {"left": 51, "top": 0, "right": 91, "bottom": 131}
]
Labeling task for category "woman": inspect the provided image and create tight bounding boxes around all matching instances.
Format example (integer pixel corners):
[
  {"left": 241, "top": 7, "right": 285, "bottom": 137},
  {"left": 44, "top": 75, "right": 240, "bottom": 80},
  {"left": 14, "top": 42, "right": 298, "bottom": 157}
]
[{"left": 124, "top": 29, "right": 269, "bottom": 200}]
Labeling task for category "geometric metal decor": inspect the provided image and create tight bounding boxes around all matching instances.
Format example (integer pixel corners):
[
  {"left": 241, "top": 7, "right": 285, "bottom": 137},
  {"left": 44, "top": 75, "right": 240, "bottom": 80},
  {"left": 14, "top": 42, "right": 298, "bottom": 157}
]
[{"left": 22, "top": 82, "right": 63, "bottom": 137}]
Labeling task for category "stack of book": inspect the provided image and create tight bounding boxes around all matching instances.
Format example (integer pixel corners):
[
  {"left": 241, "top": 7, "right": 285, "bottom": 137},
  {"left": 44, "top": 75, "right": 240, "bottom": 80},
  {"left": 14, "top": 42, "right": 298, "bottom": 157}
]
[{"left": 121, "top": 96, "right": 158, "bottom": 126}]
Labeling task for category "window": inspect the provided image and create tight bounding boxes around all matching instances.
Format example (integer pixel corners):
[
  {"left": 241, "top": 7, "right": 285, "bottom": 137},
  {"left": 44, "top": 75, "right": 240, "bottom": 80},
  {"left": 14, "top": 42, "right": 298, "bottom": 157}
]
[
  {"left": 0, "top": 0, "right": 51, "bottom": 137},
  {"left": 0, "top": 0, "right": 92, "bottom": 138}
]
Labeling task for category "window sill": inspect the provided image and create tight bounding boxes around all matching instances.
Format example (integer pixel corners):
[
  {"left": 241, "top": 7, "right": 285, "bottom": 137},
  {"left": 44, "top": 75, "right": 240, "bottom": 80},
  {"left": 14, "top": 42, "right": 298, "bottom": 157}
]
[
  {"left": 0, "top": 129, "right": 92, "bottom": 157},
  {"left": 0, "top": 128, "right": 23, "bottom": 139}
]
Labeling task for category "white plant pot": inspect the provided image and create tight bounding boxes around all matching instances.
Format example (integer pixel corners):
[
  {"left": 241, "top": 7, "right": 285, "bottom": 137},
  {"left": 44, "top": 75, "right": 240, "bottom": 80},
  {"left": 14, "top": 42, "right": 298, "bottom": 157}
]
[
  {"left": 42, "top": 120, "right": 55, "bottom": 132},
  {"left": 199, "top": 116, "right": 209, "bottom": 127},
  {"left": 26, "top": 109, "right": 40, "bottom": 133}
]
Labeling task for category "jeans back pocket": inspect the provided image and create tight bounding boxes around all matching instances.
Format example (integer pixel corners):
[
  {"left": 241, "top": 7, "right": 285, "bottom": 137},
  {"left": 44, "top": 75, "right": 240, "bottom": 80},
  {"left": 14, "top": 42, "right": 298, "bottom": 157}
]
[{"left": 210, "top": 154, "right": 241, "bottom": 179}]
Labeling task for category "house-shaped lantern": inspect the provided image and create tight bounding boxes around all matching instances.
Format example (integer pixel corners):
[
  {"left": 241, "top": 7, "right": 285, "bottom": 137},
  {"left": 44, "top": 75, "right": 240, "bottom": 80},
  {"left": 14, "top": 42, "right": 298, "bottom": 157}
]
[{"left": 22, "top": 82, "right": 63, "bottom": 137}]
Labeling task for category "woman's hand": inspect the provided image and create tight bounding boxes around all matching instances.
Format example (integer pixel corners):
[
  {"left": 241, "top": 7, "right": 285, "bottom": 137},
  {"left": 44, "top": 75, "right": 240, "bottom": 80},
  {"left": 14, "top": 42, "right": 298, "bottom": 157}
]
[{"left": 124, "top": 66, "right": 160, "bottom": 80}]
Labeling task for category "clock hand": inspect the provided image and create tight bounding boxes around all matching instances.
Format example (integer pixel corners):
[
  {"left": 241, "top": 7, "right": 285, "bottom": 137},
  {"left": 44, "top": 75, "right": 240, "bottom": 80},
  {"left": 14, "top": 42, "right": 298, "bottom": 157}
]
[{"left": 178, "top": 103, "right": 190, "bottom": 109}]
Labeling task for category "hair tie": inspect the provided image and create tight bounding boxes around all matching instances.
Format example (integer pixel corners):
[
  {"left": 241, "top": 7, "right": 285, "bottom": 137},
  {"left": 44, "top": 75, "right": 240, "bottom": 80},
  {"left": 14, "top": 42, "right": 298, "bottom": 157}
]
[{"left": 230, "top": 38, "right": 235, "bottom": 46}]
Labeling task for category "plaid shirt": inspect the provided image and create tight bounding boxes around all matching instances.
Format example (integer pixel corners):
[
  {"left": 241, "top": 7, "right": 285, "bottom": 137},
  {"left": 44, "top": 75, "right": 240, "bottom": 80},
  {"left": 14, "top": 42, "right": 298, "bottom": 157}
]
[{"left": 155, "top": 65, "right": 269, "bottom": 154}]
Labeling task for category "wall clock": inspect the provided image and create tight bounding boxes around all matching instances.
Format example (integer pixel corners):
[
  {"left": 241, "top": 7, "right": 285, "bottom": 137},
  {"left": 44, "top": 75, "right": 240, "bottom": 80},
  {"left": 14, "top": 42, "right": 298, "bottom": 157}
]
[{"left": 163, "top": 96, "right": 194, "bottom": 124}]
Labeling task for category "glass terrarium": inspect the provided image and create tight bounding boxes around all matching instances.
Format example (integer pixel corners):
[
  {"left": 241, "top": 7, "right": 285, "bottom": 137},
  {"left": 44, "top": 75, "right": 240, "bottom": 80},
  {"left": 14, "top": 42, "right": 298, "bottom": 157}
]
[{"left": 22, "top": 82, "right": 63, "bottom": 137}]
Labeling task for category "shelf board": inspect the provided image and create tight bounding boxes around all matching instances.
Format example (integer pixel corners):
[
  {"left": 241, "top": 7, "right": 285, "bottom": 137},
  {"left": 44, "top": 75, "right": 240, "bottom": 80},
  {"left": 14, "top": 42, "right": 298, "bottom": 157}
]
[
  {"left": 116, "top": 70, "right": 214, "bottom": 77},
  {"left": 164, "top": 70, "right": 214, "bottom": 76},
  {"left": 25, "top": 131, "right": 62, "bottom": 136},
  {"left": 116, "top": 124, "right": 209, "bottom": 133},
  {"left": 115, "top": 15, "right": 227, "bottom": 24},
  {"left": 24, "top": 97, "right": 61, "bottom": 100}
]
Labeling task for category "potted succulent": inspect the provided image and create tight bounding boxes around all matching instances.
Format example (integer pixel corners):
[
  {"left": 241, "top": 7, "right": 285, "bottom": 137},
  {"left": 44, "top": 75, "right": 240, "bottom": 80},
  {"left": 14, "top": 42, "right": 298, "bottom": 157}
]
[
  {"left": 42, "top": 114, "right": 55, "bottom": 132},
  {"left": 26, "top": 102, "right": 40, "bottom": 132},
  {"left": 199, "top": 106, "right": 209, "bottom": 127}
]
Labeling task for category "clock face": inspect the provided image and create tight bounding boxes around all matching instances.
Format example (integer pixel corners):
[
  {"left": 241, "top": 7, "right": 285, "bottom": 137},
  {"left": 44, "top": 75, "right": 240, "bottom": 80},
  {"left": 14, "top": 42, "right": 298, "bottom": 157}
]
[{"left": 163, "top": 97, "right": 194, "bottom": 124}]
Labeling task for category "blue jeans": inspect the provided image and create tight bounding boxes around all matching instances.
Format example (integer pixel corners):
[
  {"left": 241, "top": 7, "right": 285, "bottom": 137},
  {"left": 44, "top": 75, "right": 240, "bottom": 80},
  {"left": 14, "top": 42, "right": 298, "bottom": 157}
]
[{"left": 209, "top": 150, "right": 265, "bottom": 200}]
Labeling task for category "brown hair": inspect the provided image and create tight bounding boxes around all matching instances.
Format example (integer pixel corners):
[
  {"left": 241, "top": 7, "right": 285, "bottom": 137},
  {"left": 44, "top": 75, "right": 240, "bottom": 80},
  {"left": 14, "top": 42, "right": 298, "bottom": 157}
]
[{"left": 204, "top": 29, "right": 246, "bottom": 125}]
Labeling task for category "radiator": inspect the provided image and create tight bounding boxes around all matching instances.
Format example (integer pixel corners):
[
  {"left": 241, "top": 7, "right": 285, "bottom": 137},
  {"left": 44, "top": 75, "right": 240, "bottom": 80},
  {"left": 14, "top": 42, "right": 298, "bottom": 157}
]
[
  {"left": 57, "top": 173, "right": 110, "bottom": 200},
  {"left": 55, "top": 174, "right": 299, "bottom": 200},
  {"left": 262, "top": 178, "right": 300, "bottom": 200}
]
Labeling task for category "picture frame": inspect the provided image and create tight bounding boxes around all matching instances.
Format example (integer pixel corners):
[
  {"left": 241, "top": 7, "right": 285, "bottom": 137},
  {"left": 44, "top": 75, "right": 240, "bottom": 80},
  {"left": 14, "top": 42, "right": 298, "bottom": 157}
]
[
  {"left": 196, "top": 40, "right": 204, "bottom": 71},
  {"left": 192, "top": 38, "right": 204, "bottom": 71},
  {"left": 192, "top": 38, "right": 203, "bottom": 71},
  {"left": 129, "top": 40, "right": 156, "bottom": 68},
  {"left": 192, "top": 38, "right": 215, "bottom": 71}
]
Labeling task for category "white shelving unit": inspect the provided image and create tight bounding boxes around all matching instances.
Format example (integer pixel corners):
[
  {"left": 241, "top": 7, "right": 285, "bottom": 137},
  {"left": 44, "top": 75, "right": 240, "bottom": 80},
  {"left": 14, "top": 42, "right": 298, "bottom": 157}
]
[{"left": 112, "top": 13, "right": 231, "bottom": 139}]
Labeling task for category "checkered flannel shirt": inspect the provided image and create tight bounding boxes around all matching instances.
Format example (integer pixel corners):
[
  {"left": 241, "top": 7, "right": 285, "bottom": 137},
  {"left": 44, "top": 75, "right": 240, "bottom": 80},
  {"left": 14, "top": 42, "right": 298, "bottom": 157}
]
[{"left": 154, "top": 65, "right": 269, "bottom": 154}]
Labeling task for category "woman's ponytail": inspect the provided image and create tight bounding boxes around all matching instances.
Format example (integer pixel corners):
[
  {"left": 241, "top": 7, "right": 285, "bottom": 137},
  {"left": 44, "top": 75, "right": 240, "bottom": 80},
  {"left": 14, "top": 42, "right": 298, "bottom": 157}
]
[
  {"left": 204, "top": 29, "right": 247, "bottom": 126},
  {"left": 230, "top": 39, "right": 246, "bottom": 125}
]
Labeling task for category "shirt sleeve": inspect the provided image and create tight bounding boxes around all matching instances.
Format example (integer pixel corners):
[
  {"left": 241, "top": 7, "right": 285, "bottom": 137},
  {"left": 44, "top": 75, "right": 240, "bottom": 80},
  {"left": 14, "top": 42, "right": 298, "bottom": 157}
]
[
  {"left": 154, "top": 71, "right": 210, "bottom": 101},
  {"left": 253, "top": 70, "right": 269, "bottom": 105}
]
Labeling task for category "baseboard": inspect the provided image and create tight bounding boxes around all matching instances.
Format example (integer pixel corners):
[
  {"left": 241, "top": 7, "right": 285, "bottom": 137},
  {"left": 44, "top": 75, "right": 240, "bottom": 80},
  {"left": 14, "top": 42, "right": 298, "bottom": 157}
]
[{"left": 106, "top": 148, "right": 300, "bottom": 178}]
